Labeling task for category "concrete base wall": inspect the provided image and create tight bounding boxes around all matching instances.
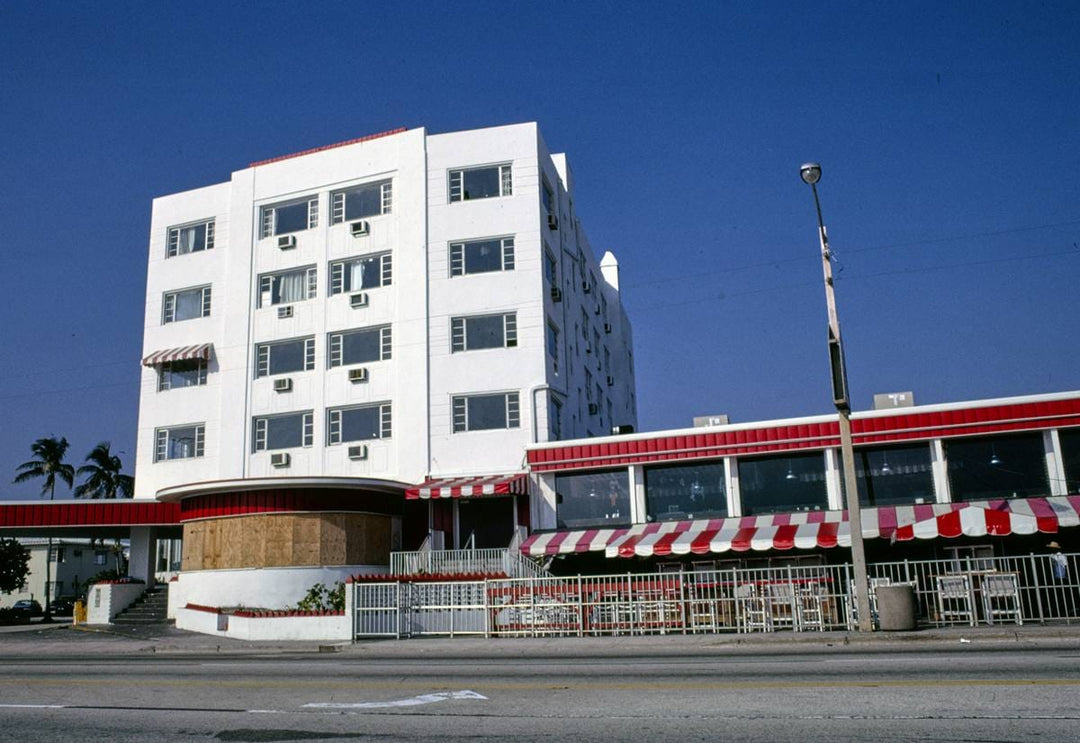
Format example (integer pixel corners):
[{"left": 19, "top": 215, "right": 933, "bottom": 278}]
[
  {"left": 173, "top": 564, "right": 387, "bottom": 611},
  {"left": 86, "top": 583, "right": 146, "bottom": 624}
]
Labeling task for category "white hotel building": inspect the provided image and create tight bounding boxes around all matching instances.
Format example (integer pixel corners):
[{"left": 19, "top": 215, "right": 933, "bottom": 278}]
[{"left": 134, "top": 123, "right": 636, "bottom": 595}]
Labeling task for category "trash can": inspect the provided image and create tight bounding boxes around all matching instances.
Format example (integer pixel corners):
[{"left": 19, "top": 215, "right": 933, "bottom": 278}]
[{"left": 875, "top": 584, "right": 916, "bottom": 631}]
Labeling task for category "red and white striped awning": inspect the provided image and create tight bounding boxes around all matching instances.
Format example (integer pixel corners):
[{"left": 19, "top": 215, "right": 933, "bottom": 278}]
[
  {"left": 142, "top": 343, "right": 213, "bottom": 367},
  {"left": 406, "top": 473, "right": 529, "bottom": 500},
  {"left": 520, "top": 496, "right": 1080, "bottom": 558}
]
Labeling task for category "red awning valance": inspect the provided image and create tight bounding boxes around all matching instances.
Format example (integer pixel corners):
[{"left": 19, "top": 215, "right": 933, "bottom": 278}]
[
  {"left": 520, "top": 496, "right": 1080, "bottom": 558},
  {"left": 142, "top": 343, "right": 213, "bottom": 367},
  {"left": 406, "top": 473, "right": 529, "bottom": 500}
]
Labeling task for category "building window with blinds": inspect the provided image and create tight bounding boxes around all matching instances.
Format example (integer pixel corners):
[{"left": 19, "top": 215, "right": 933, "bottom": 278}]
[
  {"left": 167, "top": 219, "right": 215, "bottom": 258},
  {"left": 257, "top": 267, "right": 317, "bottom": 307},
  {"left": 329, "top": 254, "right": 392, "bottom": 294},
  {"left": 162, "top": 286, "right": 211, "bottom": 324}
]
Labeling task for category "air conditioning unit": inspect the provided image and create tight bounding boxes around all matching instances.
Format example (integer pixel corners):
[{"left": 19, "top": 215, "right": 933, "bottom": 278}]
[
  {"left": 277, "top": 305, "right": 294, "bottom": 319},
  {"left": 348, "top": 367, "right": 369, "bottom": 383},
  {"left": 606, "top": 376, "right": 614, "bottom": 386},
  {"left": 588, "top": 403, "right": 599, "bottom": 415},
  {"left": 594, "top": 304, "right": 601, "bottom": 315},
  {"left": 582, "top": 281, "right": 591, "bottom": 294},
  {"left": 547, "top": 214, "right": 559, "bottom": 230},
  {"left": 350, "top": 220, "right": 370, "bottom": 237},
  {"left": 273, "top": 377, "right": 293, "bottom": 393},
  {"left": 604, "top": 322, "right": 612, "bottom": 334},
  {"left": 550, "top": 287, "right": 562, "bottom": 303},
  {"left": 347, "top": 444, "right": 369, "bottom": 461},
  {"left": 270, "top": 452, "right": 291, "bottom": 468},
  {"left": 350, "top": 292, "right": 369, "bottom": 309},
  {"left": 611, "top": 424, "right": 635, "bottom": 435},
  {"left": 585, "top": 344, "right": 592, "bottom": 354},
  {"left": 277, "top": 235, "right": 296, "bottom": 250}
]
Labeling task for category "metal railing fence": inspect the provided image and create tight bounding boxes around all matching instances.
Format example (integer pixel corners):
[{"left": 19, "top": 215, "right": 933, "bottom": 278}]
[{"left": 389, "top": 547, "right": 551, "bottom": 579}]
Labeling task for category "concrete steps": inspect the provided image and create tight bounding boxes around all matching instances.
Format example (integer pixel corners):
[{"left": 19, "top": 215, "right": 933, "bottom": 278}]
[{"left": 113, "top": 586, "right": 170, "bottom": 625}]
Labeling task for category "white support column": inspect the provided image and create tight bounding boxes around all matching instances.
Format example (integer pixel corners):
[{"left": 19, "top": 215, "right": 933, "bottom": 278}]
[
  {"left": 824, "top": 448, "right": 844, "bottom": 511},
  {"left": 931, "top": 439, "right": 952, "bottom": 503},
  {"left": 128, "top": 527, "right": 157, "bottom": 585},
  {"left": 628, "top": 465, "right": 646, "bottom": 524},
  {"left": 724, "top": 457, "right": 741, "bottom": 517},
  {"left": 1046, "top": 430, "right": 1067, "bottom": 496}
]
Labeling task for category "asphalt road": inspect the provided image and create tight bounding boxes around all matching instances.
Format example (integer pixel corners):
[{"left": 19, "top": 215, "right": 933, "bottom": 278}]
[{"left": 1, "top": 632, "right": 1079, "bottom": 742}]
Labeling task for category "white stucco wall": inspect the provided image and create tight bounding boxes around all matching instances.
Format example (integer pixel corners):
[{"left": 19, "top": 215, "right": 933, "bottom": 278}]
[
  {"left": 173, "top": 565, "right": 386, "bottom": 610},
  {"left": 86, "top": 582, "right": 145, "bottom": 624}
]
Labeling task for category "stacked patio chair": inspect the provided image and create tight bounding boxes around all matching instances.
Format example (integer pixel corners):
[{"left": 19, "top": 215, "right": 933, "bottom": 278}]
[
  {"left": 980, "top": 573, "right": 1023, "bottom": 625},
  {"left": 796, "top": 582, "right": 827, "bottom": 631},
  {"left": 936, "top": 574, "right": 976, "bottom": 626},
  {"left": 736, "top": 583, "right": 773, "bottom": 632},
  {"left": 765, "top": 582, "right": 798, "bottom": 630}
]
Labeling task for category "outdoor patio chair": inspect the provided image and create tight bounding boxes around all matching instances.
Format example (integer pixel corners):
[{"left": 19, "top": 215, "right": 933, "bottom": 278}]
[
  {"left": 766, "top": 581, "right": 798, "bottom": 630},
  {"left": 936, "top": 574, "right": 976, "bottom": 626},
  {"left": 980, "top": 573, "right": 1023, "bottom": 625},
  {"left": 737, "top": 583, "right": 773, "bottom": 633},
  {"left": 796, "top": 582, "right": 826, "bottom": 631}
]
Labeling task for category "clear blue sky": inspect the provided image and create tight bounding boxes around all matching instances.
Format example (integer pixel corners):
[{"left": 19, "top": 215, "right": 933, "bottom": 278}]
[{"left": 2, "top": 1, "right": 1078, "bottom": 499}]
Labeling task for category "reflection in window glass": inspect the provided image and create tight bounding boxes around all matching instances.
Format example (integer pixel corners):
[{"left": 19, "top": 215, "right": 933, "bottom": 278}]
[
  {"left": 946, "top": 433, "right": 1048, "bottom": 501},
  {"left": 843, "top": 443, "right": 936, "bottom": 507},
  {"left": 555, "top": 470, "right": 631, "bottom": 528},
  {"left": 738, "top": 452, "right": 828, "bottom": 516},
  {"left": 1061, "top": 428, "right": 1080, "bottom": 494},
  {"left": 645, "top": 461, "right": 726, "bottom": 521}
]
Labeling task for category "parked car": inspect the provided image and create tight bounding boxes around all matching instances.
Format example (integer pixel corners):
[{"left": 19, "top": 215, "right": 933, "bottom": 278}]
[
  {"left": 50, "top": 597, "right": 76, "bottom": 616},
  {"left": 11, "top": 599, "right": 43, "bottom": 618}
]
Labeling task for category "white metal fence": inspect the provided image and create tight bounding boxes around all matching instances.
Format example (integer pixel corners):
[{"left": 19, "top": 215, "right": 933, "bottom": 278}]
[
  {"left": 389, "top": 548, "right": 550, "bottom": 579},
  {"left": 356, "top": 552, "right": 1079, "bottom": 639}
]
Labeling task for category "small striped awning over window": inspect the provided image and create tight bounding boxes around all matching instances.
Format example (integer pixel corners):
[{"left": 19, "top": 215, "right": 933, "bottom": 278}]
[
  {"left": 406, "top": 473, "right": 529, "bottom": 500},
  {"left": 520, "top": 496, "right": 1080, "bottom": 558},
  {"left": 141, "top": 343, "right": 213, "bottom": 367}
]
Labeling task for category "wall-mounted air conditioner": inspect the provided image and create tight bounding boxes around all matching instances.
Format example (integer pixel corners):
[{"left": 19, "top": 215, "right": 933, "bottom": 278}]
[
  {"left": 604, "top": 322, "right": 612, "bottom": 334},
  {"left": 347, "top": 444, "right": 369, "bottom": 460},
  {"left": 277, "top": 235, "right": 296, "bottom": 250},
  {"left": 594, "top": 304, "right": 601, "bottom": 315},
  {"left": 588, "top": 403, "right": 599, "bottom": 415},
  {"left": 350, "top": 292, "right": 369, "bottom": 309},
  {"left": 350, "top": 221, "right": 370, "bottom": 237},
  {"left": 582, "top": 281, "right": 591, "bottom": 294},
  {"left": 270, "top": 452, "right": 291, "bottom": 468},
  {"left": 273, "top": 377, "right": 293, "bottom": 393},
  {"left": 550, "top": 287, "right": 562, "bottom": 303},
  {"left": 611, "top": 424, "right": 635, "bottom": 435},
  {"left": 277, "top": 305, "right": 294, "bottom": 319},
  {"left": 349, "top": 367, "right": 369, "bottom": 383},
  {"left": 606, "top": 376, "right": 614, "bottom": 386},
  {"left": 585, "top": 344, "right": 592, "bottom": 354},
  {"left": 547, "top": 214, "right": 559, "bottom": 230}
]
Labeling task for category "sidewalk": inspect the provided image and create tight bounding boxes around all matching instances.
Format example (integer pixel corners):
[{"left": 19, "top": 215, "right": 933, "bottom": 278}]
[{"left": 2, "top": 619, "right": 1079, "bottom": 659}]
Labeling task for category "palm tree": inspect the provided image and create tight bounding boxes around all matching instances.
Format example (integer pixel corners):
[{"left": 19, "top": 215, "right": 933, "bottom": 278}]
[
  {"left": 74, "top": 442, "right": 134, "bottom": 499},
  {"left": 13, "top": 436, "right": 75, "bottom": 622}
]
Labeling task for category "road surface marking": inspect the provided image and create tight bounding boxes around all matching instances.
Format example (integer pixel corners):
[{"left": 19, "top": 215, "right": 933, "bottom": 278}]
[{"left": 304, "top": 690, "right": 487, "bottom": 709}]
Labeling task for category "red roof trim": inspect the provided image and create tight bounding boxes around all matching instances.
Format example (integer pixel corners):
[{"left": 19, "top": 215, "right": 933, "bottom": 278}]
[
  {"left": 249, "top": 128, "right": 408, "bottom": 167},
  {"left": 0, "top": 501, "right": 180, "bottom": 528},
  {"left": 529, "top": 398, "right": 1080, "bottom": 472}
]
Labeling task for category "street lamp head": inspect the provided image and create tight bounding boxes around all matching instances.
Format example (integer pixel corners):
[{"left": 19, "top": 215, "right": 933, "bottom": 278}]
[{"left": 800, "top": 162, "right": 821, "bottom": 186}]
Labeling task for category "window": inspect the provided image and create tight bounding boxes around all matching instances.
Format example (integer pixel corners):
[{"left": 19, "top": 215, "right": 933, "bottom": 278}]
[
  {"left": 330, "top": 253, "right": 392, "bottom": 294},
  {"left": 258, "top": 266, "right": 317, "bottom": 307},
  {"left": 448, "top": 164, "right": 512, "bottom": 202},
  {"left": 449, "top": 237, "right": 514, "bottom": 276},
  {"left": 547, "top": 322, "right": 560, "bottom": 373},
  {"left": 167, "top": 219, "right": 214, "bottom": 257},
  {"left": 555, "top": 469, "right": 631, "bottom": 528},
  {"left": 594, "top": 330, "right": 602, "bottom": 366},
  {"left": 331, "top": 180, "right": 392, "bottom": 223},
  {"left": 544, "top": 247, "right": 558, "bottom": 285},
  {"left": 585, "top": 370, "right": 593, "bottom": 401},
  {"left": 255, "top": 337, "right": 315, "bottom": 378},
  {"left": 840, "top": 443, "right": 935, "bottom": 507},
  {"left": 328, "top": 326, "right": 392, "bottom": 367},
  {"left": 549, "top": 396, "right": 562, "bottom": 440},
  {"left": 581, "top": 308, "right": 589, "bottom": 340},
  {"left": 451, "top": 313, "right": 517, "bottom": 353},
  {"left": 327, "top": 403, "right": 392, "bottom": 444},
  {"left": 542, "top": 177, "right": 555, "bottom": 218},
  {"left": 645, "top": 461, "right": 727, "bottom": 522},
  {"left": 94, "top": 551, "right": 108, "bottom": 566},
  {"left": 260, "top": 196, "right": 318, "bottom": 238},
  {"left": 163, "top": 286, "right": 211, "bottom": 323},
  {"left": 154, "top": 424, "right": 205, "bottom": 462},
  {"left": 452, "top": 392, "right": 520, "bottom": 432},
  {"left": 604, "top": 347, "right": 611, "bottom": 374},
  {"left": 946, "top": 433, "right": 1049, "bottom": 501},
  {"left": 159, "top": 359, "right": 208, "bottom": 391},
  {"left": 738, "top": 452, "right": 828, "bottom": 515},
  {"left": 1062, "top": 428, "right": 1080, "bottom": 493},
  {"left": 253, "top": 411, "right": 314, "bottom": 452}
]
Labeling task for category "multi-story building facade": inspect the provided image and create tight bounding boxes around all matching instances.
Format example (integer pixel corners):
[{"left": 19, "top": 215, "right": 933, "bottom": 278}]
[{"left": 133, "top": 123, "right": 636, "bottom": 602}]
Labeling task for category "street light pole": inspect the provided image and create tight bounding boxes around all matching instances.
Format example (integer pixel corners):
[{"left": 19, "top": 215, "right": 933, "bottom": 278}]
[{"left": 800, "top": 162, "right": 873, "bottom": 632}]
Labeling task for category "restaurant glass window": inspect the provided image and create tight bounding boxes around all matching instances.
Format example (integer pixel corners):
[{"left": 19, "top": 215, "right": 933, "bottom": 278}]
[
  {"left": 841, "top": 443, "right": 936, "bottom": 507},
  {"left": 1060, "top": 428, "right": 1080, "bottom": 494},
  {"left": 644, "top": 460, "right": 727, "bottom": 522},
  {"left": 737, "top": 452, "right": 828, "bottom": 516},
  {"left": 554, "top": 469, "right": 631, "bottom": 529},
  {"left": 946, "top": 433, "right": 1049, "bottom": 501}
]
